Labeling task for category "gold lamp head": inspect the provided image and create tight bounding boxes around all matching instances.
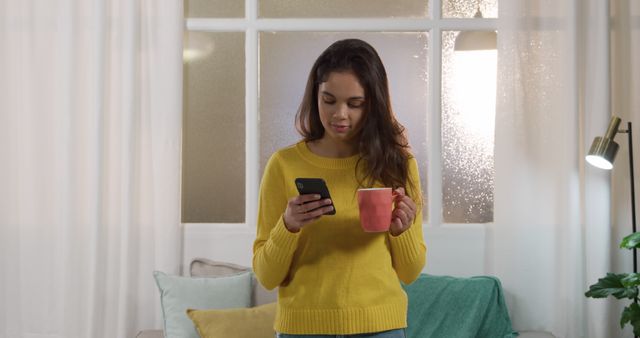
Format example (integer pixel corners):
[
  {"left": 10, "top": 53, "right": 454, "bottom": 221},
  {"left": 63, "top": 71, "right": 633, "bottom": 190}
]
[{"left": 585, "top": 116, "right": 621, "bottom": 170}]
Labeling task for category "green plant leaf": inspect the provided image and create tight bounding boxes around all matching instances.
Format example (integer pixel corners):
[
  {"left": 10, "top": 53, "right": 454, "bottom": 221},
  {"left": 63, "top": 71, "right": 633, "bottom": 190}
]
[
  {"left": 621, "top": 233, "right": 640, "bottom": 250},
  {"left": 620, "top": 302, "right": 640, "bottom": 336},
  {"left": 623, "top": 273, "right": 640, "bottom": 288},
  {"left": 585, "top": 273, "right": 637, "bottom": 299}
]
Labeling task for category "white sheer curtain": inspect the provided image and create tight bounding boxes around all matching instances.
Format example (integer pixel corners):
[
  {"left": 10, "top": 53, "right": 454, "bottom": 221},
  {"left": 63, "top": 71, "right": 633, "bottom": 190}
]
[
  {"left": 611, "top": 0, "right": 640, "bottom": 336},
  {"left": 491, "top": 0, "right": 639, "bottom": 337},
  {"left": 0, "top": 1, "right": 183, "bottom": 337}
]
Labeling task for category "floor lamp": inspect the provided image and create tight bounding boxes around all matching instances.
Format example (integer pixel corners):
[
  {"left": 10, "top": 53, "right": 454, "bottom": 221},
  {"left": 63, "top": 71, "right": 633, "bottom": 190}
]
[{"left": 585, "top": 116, "right": 637, "bottom": 275}]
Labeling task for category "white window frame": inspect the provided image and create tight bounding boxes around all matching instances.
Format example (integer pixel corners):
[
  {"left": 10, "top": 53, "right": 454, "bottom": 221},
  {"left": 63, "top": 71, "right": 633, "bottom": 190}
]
[{"left": 184, "top": 0, "right": 498, "bottom": 230}]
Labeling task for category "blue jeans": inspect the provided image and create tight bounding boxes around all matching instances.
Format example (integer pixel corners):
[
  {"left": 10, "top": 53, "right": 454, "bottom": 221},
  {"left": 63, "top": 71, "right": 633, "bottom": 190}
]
[{"left": 276, "top": 328, "right": 406, "bottom": 338}]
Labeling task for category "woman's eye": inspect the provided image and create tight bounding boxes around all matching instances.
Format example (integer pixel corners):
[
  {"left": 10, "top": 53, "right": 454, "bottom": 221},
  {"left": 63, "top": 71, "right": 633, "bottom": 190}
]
[
  {"left": 348, "top": 102, "right": 363, "bottom": 108},
  {"left": 323, "top": 99, "right": 336, "bottom": 105}
]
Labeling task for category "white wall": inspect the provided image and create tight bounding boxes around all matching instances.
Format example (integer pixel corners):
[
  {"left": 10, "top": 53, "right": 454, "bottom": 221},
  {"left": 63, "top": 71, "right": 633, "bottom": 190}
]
[{"left": 182, "top": 223, "right": 487, "bottom": 277}]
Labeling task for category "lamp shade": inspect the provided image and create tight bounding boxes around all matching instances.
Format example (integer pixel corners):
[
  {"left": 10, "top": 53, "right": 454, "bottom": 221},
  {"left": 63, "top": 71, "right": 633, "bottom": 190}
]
[
  {"left": 585, "top": 116, "right": 622, "bottom": 170},
  {"left": 586, "top": 137, "right": 619, "bottom": 170},
  {"left": 454, "top": 9, "right": 497, "bottom": 51},
  {"left": 454, "top": 30, "right": 497, "bottom": 51}
]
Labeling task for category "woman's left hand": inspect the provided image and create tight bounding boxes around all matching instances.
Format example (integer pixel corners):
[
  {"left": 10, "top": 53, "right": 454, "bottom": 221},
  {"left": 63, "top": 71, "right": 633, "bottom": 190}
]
[{"left": 390, "top": 187, "right": 417, "bottom": 237}]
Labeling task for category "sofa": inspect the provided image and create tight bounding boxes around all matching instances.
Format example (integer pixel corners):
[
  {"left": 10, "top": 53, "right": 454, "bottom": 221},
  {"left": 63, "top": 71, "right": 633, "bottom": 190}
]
[{"left": 139, "top": 258, "right": 555, "bottom": 338}]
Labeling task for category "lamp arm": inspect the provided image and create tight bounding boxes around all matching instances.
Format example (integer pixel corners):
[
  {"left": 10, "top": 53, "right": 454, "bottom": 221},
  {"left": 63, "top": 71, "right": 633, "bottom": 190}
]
[{"left": 606, "top": 116, "right": 622, "bottom": 140}]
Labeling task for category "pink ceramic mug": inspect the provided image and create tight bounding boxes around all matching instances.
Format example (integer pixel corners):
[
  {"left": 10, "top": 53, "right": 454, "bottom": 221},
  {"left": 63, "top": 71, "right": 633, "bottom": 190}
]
[{"left": 357, "top": 188, "right": 397, "bottom": 232}]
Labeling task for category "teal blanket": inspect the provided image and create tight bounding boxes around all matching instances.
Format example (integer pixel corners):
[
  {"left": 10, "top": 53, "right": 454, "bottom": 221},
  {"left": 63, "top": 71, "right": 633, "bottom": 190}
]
[{"left": 402, "top": 274, "right": 518, "bottom": 338}]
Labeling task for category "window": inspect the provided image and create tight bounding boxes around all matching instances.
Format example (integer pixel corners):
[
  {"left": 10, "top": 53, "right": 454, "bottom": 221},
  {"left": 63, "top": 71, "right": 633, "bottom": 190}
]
[{"left": 182, "top": 0, "right": 498, "bottom": 225}]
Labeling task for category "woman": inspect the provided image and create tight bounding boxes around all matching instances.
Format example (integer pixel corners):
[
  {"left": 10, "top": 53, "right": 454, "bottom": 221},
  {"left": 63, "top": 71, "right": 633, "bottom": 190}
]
[{"left": 253, "top": 38, "right": 426, "bottom": 338}]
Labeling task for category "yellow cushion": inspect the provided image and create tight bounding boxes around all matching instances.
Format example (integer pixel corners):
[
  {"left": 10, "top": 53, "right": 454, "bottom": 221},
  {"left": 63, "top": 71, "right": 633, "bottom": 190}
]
[{"left": 186, "top": 302, "right": 277, "bottom": 338}]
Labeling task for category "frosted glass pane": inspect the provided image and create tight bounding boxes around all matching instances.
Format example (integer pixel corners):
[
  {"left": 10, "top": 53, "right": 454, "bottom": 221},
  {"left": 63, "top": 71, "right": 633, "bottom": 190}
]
[
  {"left": 260, "top": 32, "right": 429, "bottom": 220},
  {"left": 185, "top": 0, "right": 244, "bottom": 18},
  {"left": 182, "top": 32, "right": 245, "bottom": 223},
  {"left": 441, "top": 31, "right": 496, "bottom": 223},
  {"left": 443, "top": 0, "right": 497, "bottom": 18},
  {"left": 260, "top": 0, "right": 429, "bottom": 18}
]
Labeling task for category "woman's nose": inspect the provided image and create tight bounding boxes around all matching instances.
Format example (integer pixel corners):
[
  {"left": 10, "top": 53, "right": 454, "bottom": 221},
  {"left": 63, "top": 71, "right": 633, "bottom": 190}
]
[{"left": 334, "top": 103, "right": 348, "bottom": 118}]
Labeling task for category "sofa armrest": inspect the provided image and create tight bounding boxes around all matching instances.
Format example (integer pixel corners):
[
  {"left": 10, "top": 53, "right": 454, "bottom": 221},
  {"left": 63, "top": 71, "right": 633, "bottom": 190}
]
[
  {"left": 189, "top": 257, "right": 277, "bottom": 306},
  {"left": 403, "top": 274, "right": 518, "bottom": 338},
  {"left": 518, "top": 331, "right": 555, "bottom": 338},
  {"left": 135, "top": 330, "right": 163, "bottom": 338}
]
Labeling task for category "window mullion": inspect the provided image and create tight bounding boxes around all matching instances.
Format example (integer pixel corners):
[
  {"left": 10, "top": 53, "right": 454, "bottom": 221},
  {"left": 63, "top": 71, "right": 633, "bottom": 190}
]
[
  {"left": 429, "top": 0, "right": 444, "bottom": 226},
  {"left": 433, "top": 0, "right": 441, "bottom": 19},
  {"left": 246, "top": 0, "right": 259, "bottom": 228},
  {"left": 186, "top": 18, "right": 247, "bottom": 31},
  {"left": 254, "top": 18, "right": 433, "bottom": 31}
]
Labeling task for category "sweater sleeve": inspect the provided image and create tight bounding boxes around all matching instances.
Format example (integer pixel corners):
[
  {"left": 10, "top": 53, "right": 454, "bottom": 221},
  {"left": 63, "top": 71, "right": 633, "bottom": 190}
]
[
  {"left": 252, "top": 152, "right": 300, "bottom": 290},
  {"left": 388, "top": 157, "right": 427, "bottom": 284}
]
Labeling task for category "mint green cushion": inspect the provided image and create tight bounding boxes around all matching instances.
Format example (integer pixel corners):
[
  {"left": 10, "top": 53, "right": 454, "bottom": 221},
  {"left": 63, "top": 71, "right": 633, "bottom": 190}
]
[{"left": 153, "top": 271, "right": 252, "bottom": 338}]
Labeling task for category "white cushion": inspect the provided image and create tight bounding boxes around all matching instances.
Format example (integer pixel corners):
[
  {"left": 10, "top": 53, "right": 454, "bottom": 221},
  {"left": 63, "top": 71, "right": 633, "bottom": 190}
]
[{"left": 153, "top": 270, "right": 252, "bottom": 338}]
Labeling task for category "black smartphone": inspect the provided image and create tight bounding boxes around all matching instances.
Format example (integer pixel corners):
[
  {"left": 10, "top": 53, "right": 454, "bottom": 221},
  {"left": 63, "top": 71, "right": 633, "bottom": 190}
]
[{"left": 294, "top": 178, "right": 336, "bottom": 215}]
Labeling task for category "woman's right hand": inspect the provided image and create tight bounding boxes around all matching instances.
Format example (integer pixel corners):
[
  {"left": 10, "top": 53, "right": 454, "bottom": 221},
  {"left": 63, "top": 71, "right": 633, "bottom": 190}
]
[{"left": 283, "top": 194, "right": 334, "bottom": 233}]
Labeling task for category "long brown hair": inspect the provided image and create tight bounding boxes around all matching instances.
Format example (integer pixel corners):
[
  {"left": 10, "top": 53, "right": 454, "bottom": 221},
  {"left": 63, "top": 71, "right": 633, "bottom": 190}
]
[{"left": 295, "top": 38, "right": 420, "bottom": 200}]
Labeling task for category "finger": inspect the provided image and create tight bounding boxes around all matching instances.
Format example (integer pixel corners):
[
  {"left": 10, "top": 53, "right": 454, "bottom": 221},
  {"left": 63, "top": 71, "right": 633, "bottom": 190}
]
[
  {"left": 393, "top": 200, "right": 409, "bottom": 215},
  {"left": 283, "top": 210, "right": 303, "bottom": 232},
  {"left": 299, "top": 199, "right": 332, "bottom": 214},
  {"left": 400, "top": 195, "right": 417, "bottom": 214},
  {"left": 396, "top": 197, "right": 417, "bottom": 218},
  {"left": 396, "top": 199, "right": 416, "bottom": 218},
  {"left": 297, "top": 206, "right": 333, "bottom": 225},
  {"left": 289, "top": 212, "right": 311, "bottom": 226},
  {"left": 394, "top": 200, "right": 408, "bottom": 211},
  {"left": 394, "top": 208, "right": 410, "bottom": 226},
  {"left": 394, "top": 187, "right": 406, "bottom": 196},
  {"left": 297, "top": 198, "right": 332, "bottom": 214},
  {"left": 391, "top": 217, "right": 404, "bottom": 232},
  {"left": 304, "top": 205, "right": 334, "bottom": 219},
  {"left": 292, "top": 194, "right": 323, "bottom": 205},
  {"left": 322, "top": 204, "right": 335, "bottom": 215}
]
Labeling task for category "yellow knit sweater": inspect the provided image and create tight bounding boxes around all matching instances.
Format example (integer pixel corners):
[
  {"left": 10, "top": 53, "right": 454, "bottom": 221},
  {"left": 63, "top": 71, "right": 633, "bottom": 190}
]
[{"left": 252, "top": 141, "right": 426, "bottom": 335}]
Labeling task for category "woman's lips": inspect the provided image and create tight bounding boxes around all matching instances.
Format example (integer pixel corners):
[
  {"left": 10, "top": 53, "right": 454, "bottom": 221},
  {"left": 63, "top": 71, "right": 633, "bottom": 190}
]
[{"left": 331, "top": 124, "right": 350, "bottom": 133}]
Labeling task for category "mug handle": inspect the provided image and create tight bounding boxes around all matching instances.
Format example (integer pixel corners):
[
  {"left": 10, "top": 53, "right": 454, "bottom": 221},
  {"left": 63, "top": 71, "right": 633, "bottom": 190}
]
[
  {"left": 392, "top": 187, "right": 405, "bottom": 200},
  {"left": 391, "top": 188, "right": 404, "bottom": 207}
]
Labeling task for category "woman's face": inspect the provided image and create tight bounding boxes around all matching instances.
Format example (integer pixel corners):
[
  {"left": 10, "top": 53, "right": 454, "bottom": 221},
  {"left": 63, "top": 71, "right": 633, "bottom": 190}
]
[{"left": 317, "top": 71, "right": 366, "bottom": 145}]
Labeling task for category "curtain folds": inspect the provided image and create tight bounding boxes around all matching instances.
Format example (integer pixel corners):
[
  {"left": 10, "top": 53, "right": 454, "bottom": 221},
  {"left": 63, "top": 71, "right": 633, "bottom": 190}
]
[
  {"left": 2, "top": 0, "right": 638, "bottom": 337},
  {"left": 492, "top": 0, "right": 639, "bottom": 337},
  {"left": 0, "top": 1, "right": 183, "bottom": 337}
]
